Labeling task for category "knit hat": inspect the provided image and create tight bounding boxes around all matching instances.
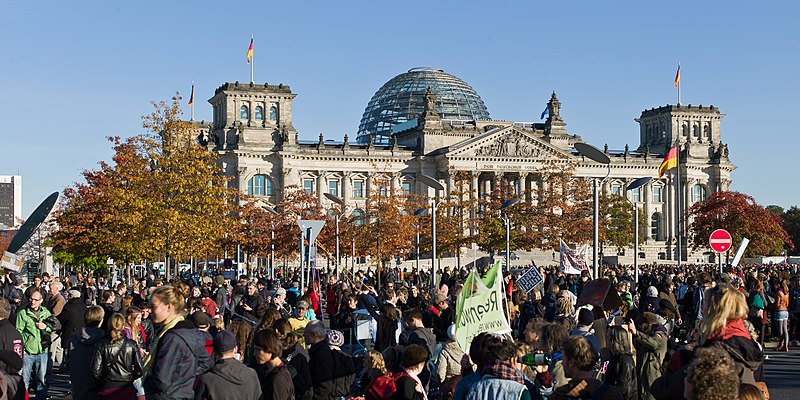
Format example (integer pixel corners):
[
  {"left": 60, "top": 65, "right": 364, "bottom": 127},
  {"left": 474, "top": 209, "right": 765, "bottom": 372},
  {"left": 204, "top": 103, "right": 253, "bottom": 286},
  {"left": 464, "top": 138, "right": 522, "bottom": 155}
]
[
  {"left": 647, "top": 286, "right": 658, "bottom": 298},
  {"left": 327, "top": 330, "right": 344, "bottom": 347},
  {"left": 214, "top": 330, "right": 237, "bottom": 353},
  {"left": 578, "top": 308, "right": 595, "bottom": 326}
]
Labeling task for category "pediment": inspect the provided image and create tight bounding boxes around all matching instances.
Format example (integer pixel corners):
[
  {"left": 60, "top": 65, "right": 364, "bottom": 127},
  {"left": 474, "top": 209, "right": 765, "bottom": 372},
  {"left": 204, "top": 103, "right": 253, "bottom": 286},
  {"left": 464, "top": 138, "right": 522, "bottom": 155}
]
[{"left": 445, "top": 127, "right": 570, "bottom": 159}]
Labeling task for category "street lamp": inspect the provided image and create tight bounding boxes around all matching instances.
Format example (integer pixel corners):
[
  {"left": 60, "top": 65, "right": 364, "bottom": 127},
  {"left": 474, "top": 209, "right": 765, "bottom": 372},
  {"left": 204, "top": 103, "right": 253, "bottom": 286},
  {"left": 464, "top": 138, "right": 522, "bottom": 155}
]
[
  {"left": 417, "top": 173, "right": 445, "bottom": 289},
  {"left": 324, "top": 193, "right": 345, "bottom": 280},
  {"left": 574, "top": 142, "right": 611, "bottom": 278},
  {"left": 626, "top": 176, "right": 652, "bottom": 289},
  {"left": 262, "top": 205, "right": 278, "bottom": 279},
  {"left": 499, "top": 198, "right": 519, "bottom": 274},
  {"left": 413, "top": 208, "right": 425, "bottom": 283}
]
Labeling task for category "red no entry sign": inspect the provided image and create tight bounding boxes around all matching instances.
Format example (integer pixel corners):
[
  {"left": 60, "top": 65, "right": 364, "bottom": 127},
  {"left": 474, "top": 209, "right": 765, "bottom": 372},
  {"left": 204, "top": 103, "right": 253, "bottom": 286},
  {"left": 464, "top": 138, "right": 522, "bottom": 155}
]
[{"left": 709, "top": 229, "right": 732, "bottom": 253}]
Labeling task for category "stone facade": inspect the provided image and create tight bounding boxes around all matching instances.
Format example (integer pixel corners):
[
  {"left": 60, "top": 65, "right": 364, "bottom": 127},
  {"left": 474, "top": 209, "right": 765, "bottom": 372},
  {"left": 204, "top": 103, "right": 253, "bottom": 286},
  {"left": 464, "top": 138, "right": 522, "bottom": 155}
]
[{"left": 196, "top": 80, "right": 735, "bottom": 263}]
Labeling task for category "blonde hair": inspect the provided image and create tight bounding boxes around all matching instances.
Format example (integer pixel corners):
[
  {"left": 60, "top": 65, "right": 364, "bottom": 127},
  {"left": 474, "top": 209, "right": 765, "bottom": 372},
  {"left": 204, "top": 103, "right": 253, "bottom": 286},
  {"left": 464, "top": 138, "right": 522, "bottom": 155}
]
[
  {"left": 86, "top": 306, "right": 105, "bottom": 327},
  {"left": 151, "top": 285, "right": 186, "bottom": 310},
  {"left": 109, "top": 313, "right": 126, "bottom": 343},
  {"left": 365, "top": 350, "right": 387, "bottom": 375},
  {"left": 699, "top": 284, "right": 748, "bottom": 345}
]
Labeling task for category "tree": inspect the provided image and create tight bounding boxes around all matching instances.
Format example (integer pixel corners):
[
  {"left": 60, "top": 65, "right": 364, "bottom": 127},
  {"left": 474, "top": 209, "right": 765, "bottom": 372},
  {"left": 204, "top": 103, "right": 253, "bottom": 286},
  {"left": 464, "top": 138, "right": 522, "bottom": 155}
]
[
  {"left": 51, "top": 96, "right": 239, "bottom": 273},
  {"left": 766, "top": 205, "right": 785, "bottom": 215},
  {"left": 598, "top": 194, "right": 645, "bottom": 253},
  {"left": 687, "top": 191, "right": 793, "bottom": 257},
  {"left": 782, "top": 206, "right": 800, "bottom": 256}
]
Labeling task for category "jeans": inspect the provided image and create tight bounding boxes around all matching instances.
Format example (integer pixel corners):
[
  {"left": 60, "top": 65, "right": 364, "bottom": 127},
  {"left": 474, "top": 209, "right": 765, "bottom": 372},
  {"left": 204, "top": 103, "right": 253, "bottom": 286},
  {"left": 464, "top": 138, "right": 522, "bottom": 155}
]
[{"left": 23, "top": 352, "right": 50, "bottom": 400}]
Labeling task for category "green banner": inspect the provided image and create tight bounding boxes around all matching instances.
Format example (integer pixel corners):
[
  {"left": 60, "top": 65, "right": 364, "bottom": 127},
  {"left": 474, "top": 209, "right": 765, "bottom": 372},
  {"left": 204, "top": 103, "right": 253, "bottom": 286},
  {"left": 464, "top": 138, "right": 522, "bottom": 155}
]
[{"left": 454, "top": 262, "right": 511, "bottom": 352}]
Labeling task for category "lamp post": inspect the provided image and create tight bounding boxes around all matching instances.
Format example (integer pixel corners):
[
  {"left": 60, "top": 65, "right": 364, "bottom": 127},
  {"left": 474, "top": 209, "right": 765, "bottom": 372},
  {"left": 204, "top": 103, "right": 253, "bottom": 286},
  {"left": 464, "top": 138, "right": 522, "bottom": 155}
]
[
  {"left": 324, "top": 193, "right": 345, "bottom": 280},
  {"left": 626, "top": 177, "right": 652, "bottom": 289},
  {"left": 499, "top": 198, "right": 519, "bottom": 274},
  {"left": 262, "top": 205, "right": 278, "bottom": 279},
  {"left": 417, "top": 173, "right": 445, "bottom": 289},
  {"left": 413, "top": 208, "right": 424, "bottom": 279},
  {"left": 574, "top": 142, "right": 611, "bottom": 278}
]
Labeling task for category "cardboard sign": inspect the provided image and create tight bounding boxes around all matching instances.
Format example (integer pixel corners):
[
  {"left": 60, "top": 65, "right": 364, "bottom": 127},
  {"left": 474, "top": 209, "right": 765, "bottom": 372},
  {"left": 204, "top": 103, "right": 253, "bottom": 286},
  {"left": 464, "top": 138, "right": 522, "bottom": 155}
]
[
  {"left": 575, "top": 278, "right": 623, "bottom": 311},
  {"left": 517, "top": 266, "right": 544, "bottom": 294},
  {"left": 1, "top": 252, "right": 24, "bottom": 272}
]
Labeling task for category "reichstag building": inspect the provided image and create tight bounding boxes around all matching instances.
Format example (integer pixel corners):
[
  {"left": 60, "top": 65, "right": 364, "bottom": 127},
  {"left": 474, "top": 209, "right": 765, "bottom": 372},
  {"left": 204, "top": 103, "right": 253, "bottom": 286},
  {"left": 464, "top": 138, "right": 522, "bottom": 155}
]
[{"left": 196, "top": 67, "right": 734, "bottom": 262}]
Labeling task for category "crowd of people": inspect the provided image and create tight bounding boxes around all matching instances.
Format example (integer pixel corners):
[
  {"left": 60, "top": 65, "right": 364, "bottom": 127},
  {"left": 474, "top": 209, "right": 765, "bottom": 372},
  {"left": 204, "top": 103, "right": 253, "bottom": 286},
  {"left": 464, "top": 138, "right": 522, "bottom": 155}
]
[{"left": 0, "top": 261, "right": 794, "bottom": 400}]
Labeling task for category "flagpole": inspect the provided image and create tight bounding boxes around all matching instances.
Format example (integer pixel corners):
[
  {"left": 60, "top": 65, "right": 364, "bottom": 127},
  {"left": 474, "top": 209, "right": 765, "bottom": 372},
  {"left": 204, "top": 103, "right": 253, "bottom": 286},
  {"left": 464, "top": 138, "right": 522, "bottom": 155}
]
[
  {"left": 190, "top": 81, "right": 195, "bottom": 121},
  {"left": 675, "top": 144, "right": 682, "bottom": 266},
  {"left": 250, "top": 34, "right": 254, "bottom": 84}
]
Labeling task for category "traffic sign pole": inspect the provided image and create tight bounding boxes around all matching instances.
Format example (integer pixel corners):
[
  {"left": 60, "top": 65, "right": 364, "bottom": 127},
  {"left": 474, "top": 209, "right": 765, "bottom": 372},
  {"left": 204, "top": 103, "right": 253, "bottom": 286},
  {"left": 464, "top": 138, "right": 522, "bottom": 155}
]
[{"left": 709, "top": 229, "right": 732, "bottom": 275}]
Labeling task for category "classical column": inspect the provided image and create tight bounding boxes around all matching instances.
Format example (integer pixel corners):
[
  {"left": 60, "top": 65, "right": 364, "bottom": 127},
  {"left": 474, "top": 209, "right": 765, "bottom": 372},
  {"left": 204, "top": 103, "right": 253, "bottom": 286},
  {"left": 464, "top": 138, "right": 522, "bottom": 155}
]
[
  {"left": 471, "top": 172, "right": 479, "bottom": 201},
  {"left": 317, "top": 172, "right": 326, "bottom": 204},
  {"left": 519, "top": 172, "right": 530, "bottom": 202},
  {"left": 342, "top": 172, "right": 351, "bottom": 207}
]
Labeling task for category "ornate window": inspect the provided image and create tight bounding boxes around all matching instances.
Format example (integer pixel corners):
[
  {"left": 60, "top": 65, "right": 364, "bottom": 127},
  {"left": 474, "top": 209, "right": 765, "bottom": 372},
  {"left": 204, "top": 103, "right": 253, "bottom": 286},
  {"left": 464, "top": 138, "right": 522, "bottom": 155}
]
[
  {"left": 653, "top": 186, "right": 663, "bottom": 203},
  {"left": 240, "top": 105, "right": 249, "bottom": 120},
  {"left": 328, "top": 180, "right": 339, "bottom": 197},
  {"left": 247, "top": 175, "right": 273, "bottom": 196},
  {"left": 303, "top": 179, "right": 314, "bottom": 195},
  {"left": 255, "top": 106, "right": 264, "bottom": 121},
  {"left": 651, "top": 212, "right": 662, "bottom": 240},
  {"left": 703, "top": 124, "right": 710, "bottom": 138},
  {"left": 269, "top": 106, "right": 278, "bottom": 121},
  {"left": 611, "top": 185, "right": 622, "bottom": 196},
  {"left": 682, "top": 123, "right": 689, "bottom": 137},
  {"left": 401, "top": 181, "right": 411, "bottom": 195},
  {"left": 353, "top": 180, "right": 364, "bottom": 198},
  {"left": 692, "top": 184, "right": 708, "bottom": 202},
  {"left": 631, "top": 187, "right": 642, "bottom": 202}
]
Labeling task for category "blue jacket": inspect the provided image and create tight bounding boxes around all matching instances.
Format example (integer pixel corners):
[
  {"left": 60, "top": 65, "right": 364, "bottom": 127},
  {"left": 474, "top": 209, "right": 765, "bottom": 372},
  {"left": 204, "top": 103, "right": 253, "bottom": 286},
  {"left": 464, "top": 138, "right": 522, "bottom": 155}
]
[{"left": 144, "top": 321, "right": 212, "bottom": 400}]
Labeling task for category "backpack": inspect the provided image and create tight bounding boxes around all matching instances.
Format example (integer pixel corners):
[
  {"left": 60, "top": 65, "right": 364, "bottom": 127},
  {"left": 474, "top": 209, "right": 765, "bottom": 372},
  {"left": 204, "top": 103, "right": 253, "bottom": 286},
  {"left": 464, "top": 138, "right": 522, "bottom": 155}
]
[{"left": 364, "top": 372, "right": 409, "bottom": 400}]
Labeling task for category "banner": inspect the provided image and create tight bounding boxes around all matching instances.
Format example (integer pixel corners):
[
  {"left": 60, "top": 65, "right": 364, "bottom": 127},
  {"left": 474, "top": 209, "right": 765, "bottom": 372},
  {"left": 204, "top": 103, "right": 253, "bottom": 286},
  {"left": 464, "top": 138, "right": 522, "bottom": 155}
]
[
  {"left": 560, "top": 240, "right": 588, "bottom": 275},
  {"left": 730, "top": 238, "right": 749, "bottom": 267},
  {"left": 1, "top": 251, "right": 24, "bottom": 272},
  {"left": 516, "top": 266, "right": 544, "bottom": 294},
  {"left": 454, "top": 262, "right": 511, "bottom": 352}
]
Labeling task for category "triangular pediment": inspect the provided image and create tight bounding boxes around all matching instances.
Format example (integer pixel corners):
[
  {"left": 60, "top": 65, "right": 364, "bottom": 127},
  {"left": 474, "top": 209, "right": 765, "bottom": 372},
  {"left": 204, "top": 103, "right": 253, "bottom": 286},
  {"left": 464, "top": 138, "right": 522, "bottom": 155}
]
[{"left": 444, "top": 126, "right": 570, "bottom": 159}]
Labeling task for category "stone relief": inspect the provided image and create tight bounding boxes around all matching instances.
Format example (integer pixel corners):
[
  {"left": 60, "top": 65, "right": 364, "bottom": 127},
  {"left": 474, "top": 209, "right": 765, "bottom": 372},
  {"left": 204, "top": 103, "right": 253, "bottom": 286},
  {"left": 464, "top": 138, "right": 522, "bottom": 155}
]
[{"left": 474, "top": 133, "right": 541, "bottom": 158}]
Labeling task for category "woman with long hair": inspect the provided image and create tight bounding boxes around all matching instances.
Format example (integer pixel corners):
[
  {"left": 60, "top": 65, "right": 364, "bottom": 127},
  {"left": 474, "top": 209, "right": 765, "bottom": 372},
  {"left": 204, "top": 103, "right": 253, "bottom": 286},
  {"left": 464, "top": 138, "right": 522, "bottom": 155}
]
[
  {"left": 251, "top": 329, "right": 295, "bottom": 400},
  {"left": 274, "top": 319, "right": 312, "bottom": 400},
  {"left": 747, "top": 280, "right": 767, "bottom": 346},
  {"left": 604, "top": 325, "right": 637, "bottom": 400},
  {"left": 775, "top": 279, "right": 790, "bottom": 351},
  {"left": 91, "top": 313, "right": 144, "bottom": 400},
  {"left": 142, "top": 285, "right": 212, "bottom": 400}
]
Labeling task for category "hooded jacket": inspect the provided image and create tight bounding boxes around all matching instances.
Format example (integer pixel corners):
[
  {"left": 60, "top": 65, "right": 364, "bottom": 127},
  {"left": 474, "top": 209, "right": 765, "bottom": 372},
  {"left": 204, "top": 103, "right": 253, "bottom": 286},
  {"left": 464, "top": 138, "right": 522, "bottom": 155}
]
[
  {"left": 69, "top": 326, "right": 106, "bottom": 400},
  {"left": 144, "top": 320, "right": 213, "bottom": 400},
  {"left": 194, "top": 358, "right": 262, "bottom": 400}
]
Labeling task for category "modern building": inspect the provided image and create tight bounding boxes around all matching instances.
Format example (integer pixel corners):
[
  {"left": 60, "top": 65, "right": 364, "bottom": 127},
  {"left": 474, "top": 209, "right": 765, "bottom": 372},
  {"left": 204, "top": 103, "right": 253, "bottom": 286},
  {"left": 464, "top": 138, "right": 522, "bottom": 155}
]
[
  {"left": 0, "top": 175, "right": 22, "bottom": 229},
  {"left": 197, "top": 68, "right": 735, "bottom": 262}
]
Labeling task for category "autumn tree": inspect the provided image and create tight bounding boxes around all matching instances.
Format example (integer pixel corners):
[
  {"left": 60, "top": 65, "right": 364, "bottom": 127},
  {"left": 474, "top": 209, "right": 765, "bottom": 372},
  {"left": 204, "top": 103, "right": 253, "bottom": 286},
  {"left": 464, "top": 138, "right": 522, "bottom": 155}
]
[
  {"left": 355, "top": 177, "right": 420, "bottom": 267},
  {"left": 687, "top": 191, "right": 793, "bottom": 257},
  {"left": 782, "top": 206, "right": 800, "bottom": 256},
  {"left": 272, "top": 186, "right": 325, "bottom": 264},
  {"left": 598, "top": 194, "right": 646, "bottom": 253}
]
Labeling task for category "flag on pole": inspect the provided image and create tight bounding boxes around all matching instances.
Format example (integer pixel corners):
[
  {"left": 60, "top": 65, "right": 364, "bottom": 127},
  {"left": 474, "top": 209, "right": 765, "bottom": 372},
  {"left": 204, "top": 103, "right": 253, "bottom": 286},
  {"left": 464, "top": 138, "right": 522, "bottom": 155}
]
[
  {"left": 188, "top": 83, "right": 194, "bottom": 107},
  {"left": 246, "top": 38, "right": 254, "bottom": 64},
  {"left": 674, "top": 64, "right": 681, "bottom": 87},
  {"left": 658, "top": 146, "right": 678, "bottom": 178},
  {"left": 540, "top": 106, "right": 549, "bottom": 120}
]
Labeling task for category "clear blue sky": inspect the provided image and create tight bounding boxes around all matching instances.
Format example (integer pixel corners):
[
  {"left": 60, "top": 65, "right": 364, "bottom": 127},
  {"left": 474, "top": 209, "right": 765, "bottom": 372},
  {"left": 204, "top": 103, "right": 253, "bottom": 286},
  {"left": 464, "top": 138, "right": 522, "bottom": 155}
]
[{"left": 2, "top": 1, "right": 798, "bottom": 216}]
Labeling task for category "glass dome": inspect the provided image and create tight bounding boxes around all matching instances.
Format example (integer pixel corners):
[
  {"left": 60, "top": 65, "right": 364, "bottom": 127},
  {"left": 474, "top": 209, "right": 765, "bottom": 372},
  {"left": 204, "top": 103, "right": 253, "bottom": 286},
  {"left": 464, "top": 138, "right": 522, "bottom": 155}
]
[{"left": 356, "top": 67, "right": 491, "bottom": 145}]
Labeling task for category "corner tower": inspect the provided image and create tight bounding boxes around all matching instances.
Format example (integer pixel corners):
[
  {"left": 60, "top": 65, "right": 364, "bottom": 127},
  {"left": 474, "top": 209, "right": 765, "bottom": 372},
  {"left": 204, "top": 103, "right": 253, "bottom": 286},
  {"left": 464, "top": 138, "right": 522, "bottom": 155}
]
[{"left": 636, "top": 104, "right": 724, "bottom": 156}]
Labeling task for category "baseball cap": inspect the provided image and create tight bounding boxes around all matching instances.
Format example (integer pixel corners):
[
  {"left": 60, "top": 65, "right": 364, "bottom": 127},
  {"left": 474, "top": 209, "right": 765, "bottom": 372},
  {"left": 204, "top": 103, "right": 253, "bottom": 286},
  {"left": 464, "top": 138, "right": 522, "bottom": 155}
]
[{"left": 214, "top": 330, "right": 237, "bottom": 353}]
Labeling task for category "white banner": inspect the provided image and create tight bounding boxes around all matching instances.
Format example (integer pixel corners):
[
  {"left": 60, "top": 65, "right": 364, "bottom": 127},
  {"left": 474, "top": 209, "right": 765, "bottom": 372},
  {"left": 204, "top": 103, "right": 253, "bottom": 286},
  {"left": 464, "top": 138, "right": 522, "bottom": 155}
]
[{"left": 560, "top": 240, "right": 587, "bottom": 275}]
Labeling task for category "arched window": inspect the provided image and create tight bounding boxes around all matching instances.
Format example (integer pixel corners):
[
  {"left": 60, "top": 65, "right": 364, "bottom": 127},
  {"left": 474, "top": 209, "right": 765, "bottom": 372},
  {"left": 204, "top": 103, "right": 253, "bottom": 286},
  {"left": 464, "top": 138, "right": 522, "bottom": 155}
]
[
  {"left": 255, "top": 106, "right": 264, "bottom": 121},
  {"left": 240, "top": 105, "right": 249, "bottom": 120},
  {"left": 247, "top": 175, "right": 273, "bottom": 196},
  {"left": 692, "top": 184, "right": 708, "bottom": 202},
  {"left": 351, "top": 209, "right": 365, "bottom": 226},
  {"left": 682, "top": 124, "right": 689, "bottom": 137},
  {"left": 651, "top": 213, "right": 661, "bottom": 240},
  {"left": 269, "top": 106, "right": 278, "bottom": 121},
  {"left": 692, "top": 124, "right": 699, "bottom": 138},
  {"left": 703, "top": 124, "right": 710, "bottom": 137}
]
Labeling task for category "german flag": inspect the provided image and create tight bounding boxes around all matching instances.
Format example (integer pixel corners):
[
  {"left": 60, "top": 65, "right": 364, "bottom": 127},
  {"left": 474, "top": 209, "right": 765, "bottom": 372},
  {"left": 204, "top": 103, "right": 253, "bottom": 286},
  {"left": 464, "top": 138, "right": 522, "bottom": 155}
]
[
  {"left": 674, "top": 64, "right": 681, "bottom": 88},
  {"left": 659, "top": 146, "right": 678, "bottom": 178},
  {"left": 188, "top": 83, "right": 194, "bottom": 107},
  {"left": 246, "top": 38, "right": 253, "bottom": 64}
]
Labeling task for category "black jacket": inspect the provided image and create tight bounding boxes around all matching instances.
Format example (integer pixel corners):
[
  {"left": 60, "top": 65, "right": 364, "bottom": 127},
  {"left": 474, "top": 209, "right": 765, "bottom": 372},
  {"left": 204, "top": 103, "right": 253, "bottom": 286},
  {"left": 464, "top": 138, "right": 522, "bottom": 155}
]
[
  {"left": 91, "top": 337, "right": 144, "bottom": 388},
  {"left": 58, "top": 298, "right": 87, "bottom": 342},
  {"left": 0, "top": 319, "right": 22, "bottom": 373},
  {"left": 366, "top": 303, "right": 399, "bottom": 352},
  {"left": 604, "top": 354, "right": 637, "bottom": 400},
  {"left": 195, "top": 358, "right": 262, "bottom": 400},
  {"left": 69, "top": 326, "right": 105, "bottom": 400},
  {"left": 308, "top": 341, "right": 356, "bottom": 400},
  {"left": 143, "top": 321, "right": 213, "bottom": 400},
  {"left": 255, "top": 363, "right": 295, "bottom": 400}
]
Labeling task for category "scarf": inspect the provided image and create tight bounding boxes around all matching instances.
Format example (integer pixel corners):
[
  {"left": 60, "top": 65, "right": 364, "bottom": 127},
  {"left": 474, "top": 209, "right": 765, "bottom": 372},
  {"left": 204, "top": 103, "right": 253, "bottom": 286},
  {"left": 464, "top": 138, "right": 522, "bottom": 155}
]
[
  {"left": 482, "top": 359, "right": 524, "bottom": 384},
  {"left": 708, "top": 318, "right": 751, "bottom": 341},
  {"left": 143, "top": 313, "right": 184, "bottom": 374},
  {"left": 401, "top": 367, "right": 428, "bottom": 400}
]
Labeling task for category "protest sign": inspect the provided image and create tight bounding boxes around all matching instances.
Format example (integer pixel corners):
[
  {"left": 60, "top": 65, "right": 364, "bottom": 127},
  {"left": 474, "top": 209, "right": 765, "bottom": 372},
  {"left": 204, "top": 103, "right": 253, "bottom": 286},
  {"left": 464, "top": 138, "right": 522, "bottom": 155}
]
[
  {"left": 516, "top": 266, "right": 544, "bottom": 294},
  {"left": 560, "top": 240, "right": 588, "bottom": 275},
  {"left": 1, "top": 252, "right": 24, "bottom": 272},
  {"left": 455, "top": 262, "right": 511, "bottom": 352}
]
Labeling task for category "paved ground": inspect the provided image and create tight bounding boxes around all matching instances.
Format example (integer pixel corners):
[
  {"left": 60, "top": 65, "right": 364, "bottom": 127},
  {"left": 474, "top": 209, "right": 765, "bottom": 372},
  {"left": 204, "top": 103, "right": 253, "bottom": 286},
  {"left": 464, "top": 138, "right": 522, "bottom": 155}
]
[{"left": 763, "top": 348, "right": 800, "bottom": 400}]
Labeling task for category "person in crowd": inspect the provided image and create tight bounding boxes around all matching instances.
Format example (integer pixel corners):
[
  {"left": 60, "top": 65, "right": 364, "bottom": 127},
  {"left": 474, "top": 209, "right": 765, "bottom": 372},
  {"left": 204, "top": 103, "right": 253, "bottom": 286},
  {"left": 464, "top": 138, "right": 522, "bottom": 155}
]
[
  {"left": 748, "top": 280, "right": 767, "bottom": 346},
  {"left": 289, "top": 301, "right": 312, "bottom": 346},
  {"left": 603, "top": 326, "right": 637, "bottom": 400},
  {"left": 464, "top": 335, "right": 529, "bottom": 400},
  {"left": 537, "top": 323, "right": 568, "bottom": 389},
  {"left": 195, "top": 329, "right": 262, "bottom": 400},
  {"left": 229, "top": 318, "right": 253, "bottom": 361},
  {"left": 629, "top": 312, "right": 667, "bottom": 400},
  {"left": 359, "top": 350, "right": 387, "bottom": 395},
  {"left": 143, "top": 285, "right": 212, "bottom": 400},
  {"left": 435, "top": 325, "right": 466, "bottom": 397},
  {"left": 58, "top": 289, "right": 87, "bottom": 368},
  {"left": 0, "top": 299, "right": 23, "bottom": 377},
  {"left": 274, "top": 319, "right": 312, "bottom": 400},
  {"left": 659, "top": 279, "right": 682, "bottom": 326},
  {"left": 252, "top": 328, "right": 294, "bottom": 400},
  {"left": 305, "top": 321, "right": 356, "bottom": 400},
  {"left": 683, "top": 347, "right": 740, "bottom": 400},
  {"left": 91, "top": 313, "right": 144, "bottom": 399},
  {"left": 393, "top": 344, "right": 429, "bottom": 400},
  {"left": 236, "top": 283, "right": 265, "bottom": 323},
  {"left": 69, "top": 305, "right": 106, "bottom": 400},
  {"left": 550, "top": 336, "right": 622, "bottom": 400},
  {"left": 16, "top": 286, "right": 53, "bottom": 400},
  {"left": 213, "top": 276, "right": 229, "bottom": 319},
  {"left": 694, "top": 273, "right": 714, "bottom": 323},
  {"left": 774, "top": 279, "right": 790, "bottom": 352},
  {"left": 570, "top": 308, "right": 600, "bottom": 354},
  {"left": 271, "top": 287, "right": 291, "bottom": 319},
  {"left": 366, "top": 289, "right": 400, "bottom": 352}
]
